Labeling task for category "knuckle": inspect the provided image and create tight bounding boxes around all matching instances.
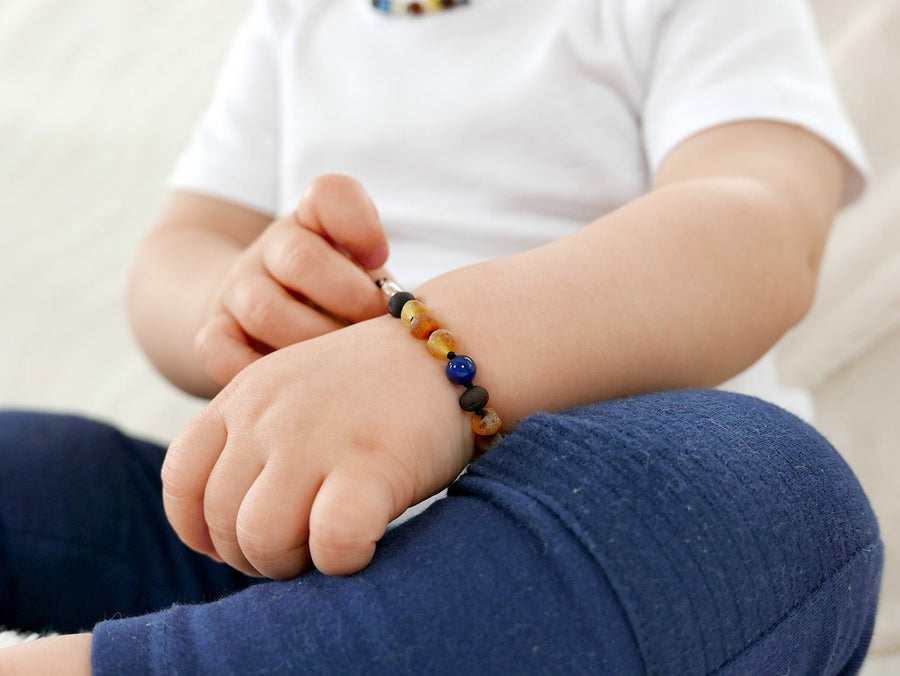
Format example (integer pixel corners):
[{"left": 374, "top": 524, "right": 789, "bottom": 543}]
[
  {"left": 159, "top": 456, "right": 182, "bottom": 496},
  {"left": 232, "top": 283, "right": 280, "bottom": 337},
  {"left": 236, "top": 521, "right": 309, "bottom": 580},
  {"left": 271, "top": 237, "right": 319, "bottom": 284},
  {"left": 193, "top": 320, "right": 253, "bottom": 385},
  {"left": 341, "top": 289, "right": 377, "bottom": 322},
  {"left": 193, "top": 322, "right": 218, "bottom": 367},
  {"left": 313, "top": 516, "right": 371, "bottom": 552},
  {"left": 310, "top": 523, "right": 371, "bottom": 571},
  {"left": 238, "top": 531, "right": 292, "bottom": 568},
  {"left": 238, "top": 533, "right": 282, "bottom": 567},
  {"left": 204, "top": 511, "right": 239, "bottom": 549},
  {"left": 309, "top": 498, "right": 385, "bottom": 570},
  {"left": 301, "top": 173, "right": 359, "bottom": 204},
  {"left": 160, "top": 432, "right": 199, "bottom": 500}
]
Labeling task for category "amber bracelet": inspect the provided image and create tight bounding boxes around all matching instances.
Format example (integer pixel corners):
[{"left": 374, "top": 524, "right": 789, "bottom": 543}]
[{"left": 376, "top": 278, "right": 503, "bottom": 458}]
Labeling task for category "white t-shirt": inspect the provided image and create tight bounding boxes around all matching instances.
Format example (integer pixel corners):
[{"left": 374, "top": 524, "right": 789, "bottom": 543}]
[{"left": 172, "top": 0, "right": 867, "bottom": 416}]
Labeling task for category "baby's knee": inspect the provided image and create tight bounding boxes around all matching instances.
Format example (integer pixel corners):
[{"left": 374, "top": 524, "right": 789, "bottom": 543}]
[
  {"left": 470, "top": 389, "right": 882, "bottom": 673},
  {"left": 512, "top": 388, "right": 880, "bottom": 569}
]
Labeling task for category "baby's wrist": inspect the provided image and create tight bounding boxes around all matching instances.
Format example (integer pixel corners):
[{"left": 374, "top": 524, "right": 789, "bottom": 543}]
[{"left": 376, "top": 278, "right": 503, "bottom": 459}]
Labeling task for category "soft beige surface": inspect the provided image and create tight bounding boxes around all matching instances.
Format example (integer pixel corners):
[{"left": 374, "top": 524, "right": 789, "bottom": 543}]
[
  {"left": 778, "top": 1, "right": 900, "bottom": 673},
  {"left": 0, "top": 0, "right": 897, "bottom": 670},
  {"left": 0, "top": 0, "right": 254, "bottom": 443}
]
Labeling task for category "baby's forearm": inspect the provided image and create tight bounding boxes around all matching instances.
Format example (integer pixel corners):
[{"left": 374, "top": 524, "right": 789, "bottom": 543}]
[
  {"left": 0, "top": 633, "right": 92, "bottom": 674},
  {"left": 127, "top": 193, "right": 269, "bottom": 398},
  {"left": 416, "top": 173, "right": 835, "bottom": 427}
]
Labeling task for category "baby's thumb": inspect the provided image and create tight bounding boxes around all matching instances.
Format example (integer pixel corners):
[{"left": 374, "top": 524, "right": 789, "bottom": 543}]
[{"left": 296, "top": 174, "right": 389, "bottom": 271}]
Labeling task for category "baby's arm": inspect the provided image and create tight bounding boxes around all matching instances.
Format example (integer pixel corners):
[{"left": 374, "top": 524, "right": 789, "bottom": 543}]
[
  {"left": 163, "top": 120, "right": 845, "bottom": 580},
  {"left": 0, "top": 633, "right": 91, "bottom": 675},
  {"left": 0, "top": 119, "right": 843, "bottom": 676},
  {"left": 127, "top": 176, "right": 389, "bottom": 398},
  {"left": 419, "top": 120, "right": 844, "bottom": 424}
]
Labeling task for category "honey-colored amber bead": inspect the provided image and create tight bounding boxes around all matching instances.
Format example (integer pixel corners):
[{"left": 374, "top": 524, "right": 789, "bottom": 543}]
[
  {"left": 410, "top": 313, "right": 439, "bottom": 339},
  {"left": 426, "top": 329, "right": 457, "bottom": 358},
  {"left": 471, "top": 407, "right": 502, "bottom": 436},
  {"left": 400, "top": 300, "right": 428, "bottom": 326}
]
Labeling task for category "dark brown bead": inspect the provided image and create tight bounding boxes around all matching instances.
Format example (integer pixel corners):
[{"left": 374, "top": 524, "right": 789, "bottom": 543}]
[
  {"left": 459, "top": 386, "right": 489, "bottom": 412},
  {"left": 388, "top": 291, "right": 415, "bottom": 318},
  {"left": 408, "top": 2, "right": 424, "bottom": 13}
]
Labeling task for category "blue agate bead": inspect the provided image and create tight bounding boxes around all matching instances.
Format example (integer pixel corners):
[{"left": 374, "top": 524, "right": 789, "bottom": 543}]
[{"left": 446, "top": 355, "right": 477, "bottom": 385}]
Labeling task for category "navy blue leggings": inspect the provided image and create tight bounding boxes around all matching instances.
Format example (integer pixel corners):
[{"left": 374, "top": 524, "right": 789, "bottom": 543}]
[{"left": 0, "top": 390, "right": 882, "bottom": 674}]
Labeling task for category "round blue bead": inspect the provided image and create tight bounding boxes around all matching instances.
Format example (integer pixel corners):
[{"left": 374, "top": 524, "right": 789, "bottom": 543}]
[{"left": 446, "top": 355, "right": 477, "bottom": 385}]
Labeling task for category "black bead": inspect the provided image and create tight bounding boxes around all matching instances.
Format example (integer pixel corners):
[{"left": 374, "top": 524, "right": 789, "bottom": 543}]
[
  {"left": 388, "top": 291, "right": 416, "bottom": 318},
  {"left": 459, "top": 385, "right": 489, "bottom": 412}
]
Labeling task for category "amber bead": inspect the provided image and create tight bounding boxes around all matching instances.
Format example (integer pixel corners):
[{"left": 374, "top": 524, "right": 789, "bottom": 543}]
[
  {"left": 400, "top": 300, "right": 428, "bottom": 326},
  {"left": 471, "top": 407, "right": 502, "bottom": 436},
  {"left": 426, "top": 329, "right": 457, "bottom": 359},
  {"left": 410, "top": 313, "right": 439, "bottom": 339},
  {"left": 473, "top": 432, "right": 502, "bottom": 457}
]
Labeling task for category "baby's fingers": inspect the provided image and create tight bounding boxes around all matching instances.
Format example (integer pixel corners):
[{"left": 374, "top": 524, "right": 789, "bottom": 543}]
[
  {"left": 235, "top": 459, "right": 321, "bottom": 580},
  {"left": 262, "top": 226, "right": 385, "bottom": 325},
  {"left": 194, "top": 313, "right": 264, "bottom": 386},
  {"left": 297, "top": 174, "right": 388, "bottom": 270},
  {"left": 161, "top": 404, "right": 229, "bottom": 559},
  {"left": 308, "top": 458, "right": 412, "bottom": 576}
]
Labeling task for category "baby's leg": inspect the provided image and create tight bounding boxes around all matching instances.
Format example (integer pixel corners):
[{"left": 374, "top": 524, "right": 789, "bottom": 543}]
[
  {"left": 0, "top": 411, "right": 252, "bottom": 633},
  {"left": 91, "top": 390, "right": 882, "bottom": 674}
]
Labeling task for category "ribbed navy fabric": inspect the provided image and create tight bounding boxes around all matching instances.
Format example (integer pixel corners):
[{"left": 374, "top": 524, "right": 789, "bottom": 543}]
[
  {"left": 465, "top": 392, "right": 883, "bottom": 674},
  {"left": 0, "top": 390, "right": 882, "bottom": 674},
  {"left": 0, "top": 411, "right": 251, "bottom": 633}
]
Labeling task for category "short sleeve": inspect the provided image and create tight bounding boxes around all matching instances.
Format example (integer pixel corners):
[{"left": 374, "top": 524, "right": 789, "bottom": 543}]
[
  {"left": 641, "top": 0, "right": 868, "bottom": 204},
  {"left": 169, "top": 0, "right": 282, "bottom": 215}
]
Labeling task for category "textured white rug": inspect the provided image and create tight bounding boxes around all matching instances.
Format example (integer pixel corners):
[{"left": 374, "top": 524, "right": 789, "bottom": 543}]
[{"left": 0, "top": 630, "right": 51, "bottom": 649}]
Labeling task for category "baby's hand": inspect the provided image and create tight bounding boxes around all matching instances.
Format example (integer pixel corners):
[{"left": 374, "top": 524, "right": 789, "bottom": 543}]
[
  {"left": 196, "top": 174, "right": 389, "bottom": 386},
  {"left": 162, "top": 316, "right": 474, "bottom": 579}
]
